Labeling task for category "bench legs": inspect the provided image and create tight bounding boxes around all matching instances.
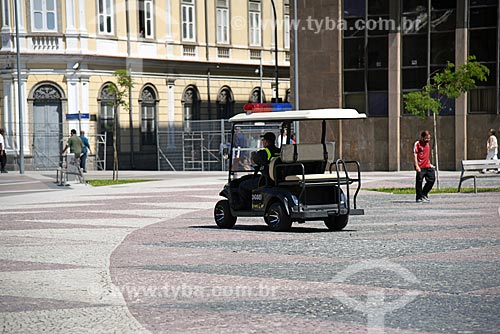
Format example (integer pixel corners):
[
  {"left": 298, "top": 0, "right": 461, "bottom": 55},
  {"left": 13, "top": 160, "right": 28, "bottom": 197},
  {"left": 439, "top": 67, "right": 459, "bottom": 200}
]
[
  {"left": 56, "top": 167, "right": 68, "bottom": 186},
  {"left": 56, "top": 167, "right": 85, "bottom": 186},
  {"left": 458, "top": 176, "right": 478, "bottom": 194}
]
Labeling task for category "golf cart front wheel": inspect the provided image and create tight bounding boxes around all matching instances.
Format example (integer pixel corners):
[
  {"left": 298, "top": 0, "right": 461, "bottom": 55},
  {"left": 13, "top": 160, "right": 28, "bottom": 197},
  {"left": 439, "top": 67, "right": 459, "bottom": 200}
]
[
  {"left": 214, "top": 200, "right": 237, "bottom": 229},
  {"left": 265, "top": 202, "right": 292, "bottom": 232},
  {"left": 324, "top": 214, "right": 349, "bottom": 231}
]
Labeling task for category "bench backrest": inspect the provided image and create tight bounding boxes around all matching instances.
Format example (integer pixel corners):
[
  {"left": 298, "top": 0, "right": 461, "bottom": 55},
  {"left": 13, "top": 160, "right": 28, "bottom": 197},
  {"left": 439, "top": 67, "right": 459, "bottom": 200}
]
[{"left": 462, "top": 159, "right": 500, "bottom": 170}]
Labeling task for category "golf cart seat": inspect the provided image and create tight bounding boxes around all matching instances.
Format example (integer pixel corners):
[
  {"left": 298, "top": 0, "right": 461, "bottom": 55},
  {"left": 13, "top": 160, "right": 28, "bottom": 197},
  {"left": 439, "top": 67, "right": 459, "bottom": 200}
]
[{"left": 269, "top": 143, "right": 348, "bottom": 184}]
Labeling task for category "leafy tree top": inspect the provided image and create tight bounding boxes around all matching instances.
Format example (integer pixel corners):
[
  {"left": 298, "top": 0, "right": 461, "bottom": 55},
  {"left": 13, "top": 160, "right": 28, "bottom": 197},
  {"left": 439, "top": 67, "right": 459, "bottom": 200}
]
[
  {"left": 404, "top": 56, "right": 489, "bottom": 119},
  {"left": 108, "top": 69, "right": 134, "bottom": 109}
]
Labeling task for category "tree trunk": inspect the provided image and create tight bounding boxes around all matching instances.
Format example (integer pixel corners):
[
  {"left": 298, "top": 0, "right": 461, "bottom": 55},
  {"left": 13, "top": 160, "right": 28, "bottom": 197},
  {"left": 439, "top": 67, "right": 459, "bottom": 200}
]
[
  {"left": 433, "top": 112, "right": 440, "bottom": 189},
  {"left": 113, "top": 103, "right": 119, "bottom": 181}
]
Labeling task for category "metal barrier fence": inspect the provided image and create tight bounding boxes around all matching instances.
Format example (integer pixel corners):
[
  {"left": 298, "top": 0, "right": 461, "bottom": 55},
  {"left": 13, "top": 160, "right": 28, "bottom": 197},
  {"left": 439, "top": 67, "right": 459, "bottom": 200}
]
[
  {"left": 2, "top": 125, "right": 107, "bottom": 171},
  {"left": 4, "top": 120, "right": 233, "bottom": 172},
  {"left": 157, "top": 119, "right": 233, "bottom": 172}
]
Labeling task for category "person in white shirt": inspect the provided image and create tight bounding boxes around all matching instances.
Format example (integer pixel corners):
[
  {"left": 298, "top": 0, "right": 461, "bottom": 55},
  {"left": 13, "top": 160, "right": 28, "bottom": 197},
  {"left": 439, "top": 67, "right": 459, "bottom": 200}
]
[
  {"left": 0, "top": 128, "right": 7, "bottom": 173},
  {"left": 482, "top": 128, "right": 499, "bottom": 173}
]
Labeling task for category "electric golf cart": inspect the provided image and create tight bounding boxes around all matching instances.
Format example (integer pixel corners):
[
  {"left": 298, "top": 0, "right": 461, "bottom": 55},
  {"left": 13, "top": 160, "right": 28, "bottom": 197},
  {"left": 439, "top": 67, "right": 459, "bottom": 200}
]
[{"left": 214, "top": 105, "right": 366, "bottom": 232}]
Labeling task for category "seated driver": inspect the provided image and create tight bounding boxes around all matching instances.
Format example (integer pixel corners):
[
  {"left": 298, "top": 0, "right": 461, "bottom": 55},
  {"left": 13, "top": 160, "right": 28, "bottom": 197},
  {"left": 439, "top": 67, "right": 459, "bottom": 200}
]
[{"left": 236, "top": 132, "right": 280, "bottom": 209}]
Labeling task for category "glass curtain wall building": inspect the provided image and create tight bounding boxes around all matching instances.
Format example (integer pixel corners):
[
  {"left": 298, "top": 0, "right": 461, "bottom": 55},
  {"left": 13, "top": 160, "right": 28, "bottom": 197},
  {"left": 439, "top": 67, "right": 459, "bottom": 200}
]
[{"left": 293, "top": 0, "right": 499, "bottom": 171}]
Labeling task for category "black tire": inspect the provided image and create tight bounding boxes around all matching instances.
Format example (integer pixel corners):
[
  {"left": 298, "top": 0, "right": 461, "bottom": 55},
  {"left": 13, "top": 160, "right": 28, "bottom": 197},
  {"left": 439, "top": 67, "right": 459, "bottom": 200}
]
[
  {"left": 324, "top": 214, "right": 349, "bottom": 231},
  {"left": 265, "top": 202, "right": 292, "bottom": 232},
  {"left": 214, "top": 200, "right": 237, "bottom": 229}
]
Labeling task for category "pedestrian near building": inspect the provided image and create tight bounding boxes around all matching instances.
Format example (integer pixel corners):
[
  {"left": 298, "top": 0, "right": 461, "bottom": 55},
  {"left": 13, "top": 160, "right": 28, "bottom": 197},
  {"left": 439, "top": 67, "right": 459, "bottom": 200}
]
[
  {"left": 0, "top": 128, "right": 7, "bottom": 173},
  {"left": 231, "top": 127, "right": 247, "bottom": 172},
  {"left": 498, "top": 126, "right": 500, "bottom": 160},
  {"left": 62, "top": 129, "right": 84, "bottom": 166},
  {"left": 481, "top": 128, "right": 499, "bottom": 173},
  {"left": 414, "top": 130, "right": 435, "bottom": 203},
  {"left": 79, "top": 130, "right": 92, "bottom": 173}
]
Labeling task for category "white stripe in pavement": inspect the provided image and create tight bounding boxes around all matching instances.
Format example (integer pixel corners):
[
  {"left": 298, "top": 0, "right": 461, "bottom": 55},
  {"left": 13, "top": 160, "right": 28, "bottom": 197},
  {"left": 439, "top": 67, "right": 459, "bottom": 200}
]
[
  {"left": 0, "top": 189, "right": 59, "bottom": 194},
  {"left": 86, "top": 208, "right": 197, "bottom": 218},
  {"left": 132, "top": 201, "right": 215, "bottom": 209},
  {"left": 0, "top": 181, "right": 42, "bottom": 186},
  {"left": 0, "top": 203, "right": 94, "bottom": 210},
  {"left": 21, "top": 218, "right": 164, "bottom": 228}
]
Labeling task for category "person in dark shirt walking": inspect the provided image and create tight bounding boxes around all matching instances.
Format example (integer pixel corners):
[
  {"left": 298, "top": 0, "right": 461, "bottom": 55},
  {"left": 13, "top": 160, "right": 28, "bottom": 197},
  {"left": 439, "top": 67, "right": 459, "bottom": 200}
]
[{"left": 79, "top": 130, "right": 92, "bottom": 173}]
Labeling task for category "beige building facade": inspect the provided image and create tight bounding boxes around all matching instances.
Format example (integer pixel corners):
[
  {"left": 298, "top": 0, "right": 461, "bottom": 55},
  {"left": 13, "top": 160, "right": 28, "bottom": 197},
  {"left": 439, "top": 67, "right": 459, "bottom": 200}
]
[{"left": 0, "top": 0, "right": 290, "bottom": 170}]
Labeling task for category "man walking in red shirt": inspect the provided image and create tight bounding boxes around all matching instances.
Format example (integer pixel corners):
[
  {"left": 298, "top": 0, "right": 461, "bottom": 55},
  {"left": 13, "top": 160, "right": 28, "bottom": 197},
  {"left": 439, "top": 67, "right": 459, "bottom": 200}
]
[{"left": 414, "top": 130, "right": 435, "bottom": 202}]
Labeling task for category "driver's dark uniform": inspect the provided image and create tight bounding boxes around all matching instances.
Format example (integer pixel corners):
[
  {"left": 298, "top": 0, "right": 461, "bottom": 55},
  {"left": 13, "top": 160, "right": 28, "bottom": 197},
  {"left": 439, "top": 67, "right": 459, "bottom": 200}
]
[{"left": 237, "top": 144, "right": 280, "bottom": 209}]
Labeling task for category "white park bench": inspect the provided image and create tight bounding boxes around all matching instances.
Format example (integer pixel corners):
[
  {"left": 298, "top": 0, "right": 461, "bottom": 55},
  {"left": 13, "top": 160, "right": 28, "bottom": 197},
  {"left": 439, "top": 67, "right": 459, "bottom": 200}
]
[
  {"left": 56, "top": 153, "right": 86, "bottom": 186},
  {"left": 458, "top": 159, "right": 500, "bottom": 193}
]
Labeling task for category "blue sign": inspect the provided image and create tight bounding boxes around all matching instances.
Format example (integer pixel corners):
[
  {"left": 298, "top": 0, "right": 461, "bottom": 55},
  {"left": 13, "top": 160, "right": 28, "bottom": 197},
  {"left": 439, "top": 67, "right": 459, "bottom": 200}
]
[{"left": 66, "top": 113, "right": 89, "bottom": 120}]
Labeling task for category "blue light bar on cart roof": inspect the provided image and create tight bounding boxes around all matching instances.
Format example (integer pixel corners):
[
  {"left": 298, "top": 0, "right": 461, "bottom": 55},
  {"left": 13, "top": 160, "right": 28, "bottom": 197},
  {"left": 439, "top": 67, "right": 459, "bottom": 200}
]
[{"left": 243, "top": 102, "right": 293, "bottom": 114}]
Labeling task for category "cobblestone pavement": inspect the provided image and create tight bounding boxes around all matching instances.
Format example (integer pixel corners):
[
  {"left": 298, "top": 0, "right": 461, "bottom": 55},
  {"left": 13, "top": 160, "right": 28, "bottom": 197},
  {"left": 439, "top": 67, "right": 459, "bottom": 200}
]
[{"left": 1, "top": 171, "right": 499, "bottom": 333}]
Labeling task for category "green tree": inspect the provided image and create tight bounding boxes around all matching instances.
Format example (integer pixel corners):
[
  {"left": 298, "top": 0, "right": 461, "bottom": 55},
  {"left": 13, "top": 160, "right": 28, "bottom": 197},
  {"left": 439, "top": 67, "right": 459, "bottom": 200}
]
[
  {"left": 108, "top": 70, "right": 134, "bottom": 181},
  {"left": 404, "top": 56, "right": 489, "bottom": 186}
]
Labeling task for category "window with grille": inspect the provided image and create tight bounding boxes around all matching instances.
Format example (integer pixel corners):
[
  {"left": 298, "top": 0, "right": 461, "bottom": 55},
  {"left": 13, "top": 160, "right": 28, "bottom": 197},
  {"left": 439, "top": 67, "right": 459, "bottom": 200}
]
[
  {"left": 32, "top": 0, "right": 57, "bottom": 31},
  {"left": 98, "top": 0, "right": 114, "bottom": 34},
  {"left": 216, "top": 0, "right": 229, "bottom": 44},
  {"left": 99, "top": 84, "right": 116, "bottom": 145},
  {"left": 249, "top": 1, "right": 261, "bottom": 46},
  {"left": 284, "top": 14, "right": 290, "bottom": 49},
  {"left": 140, "top": 87, "right": 157, "bottom": 145},
  {"left": 182, "top": 0, "right": 195, "bottom": 41},
  {"left": 2, "top": 0, "right": 10, "bottom": 27}
]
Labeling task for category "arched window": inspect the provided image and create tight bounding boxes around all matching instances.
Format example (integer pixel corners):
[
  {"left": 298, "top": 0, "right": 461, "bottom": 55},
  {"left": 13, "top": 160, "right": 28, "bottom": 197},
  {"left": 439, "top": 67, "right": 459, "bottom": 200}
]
[
  {"left": 216, "top": 86, "right": 234, "bottom": 119},
  {"left": 182, "top": 85, "right": 200, "bottom": 131},
  {"left": 139, "top": 85, "right": 157, "bottom": 145},
  {"left": 98, "top": 83, "right": 116, "bottom": 144},
  {"left": 249, "top": 87, "right": 265, "bottom": 103},
  {"left": 33, "top": 84, "right": 62, "bottom": 101}
]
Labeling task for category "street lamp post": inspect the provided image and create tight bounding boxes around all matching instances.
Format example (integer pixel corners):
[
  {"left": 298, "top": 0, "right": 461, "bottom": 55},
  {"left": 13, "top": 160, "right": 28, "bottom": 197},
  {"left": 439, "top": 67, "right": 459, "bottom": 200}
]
[
  {"left": 270, "top": 0, "right": 279, "bottom": 102},
  {"left": 14, "top": 0, "right": 24, "bottom": 174}
]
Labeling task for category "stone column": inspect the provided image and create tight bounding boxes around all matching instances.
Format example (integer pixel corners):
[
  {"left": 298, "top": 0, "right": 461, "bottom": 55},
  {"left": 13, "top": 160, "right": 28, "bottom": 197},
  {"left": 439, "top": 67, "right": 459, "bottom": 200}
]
[
  {"left": 1, "top": 73, "right": 14, "bottom": 148},
  {"left": 13, "top": 71, "right": 29, "bottom": 155},
  {"left": 388, "top": 32, "right": 401, "bottom": 171},
  {"left": 78, "top": 0, "right": 88, "bottom": 50},
  {"left": 167, "top": 78, "right": 176, "bottom": 148},
  {"left": 165, "top": 0, "right": 174, "bottom": 56},
  {"left": 388, "top": 0, "right": 401, "bottom": 171},
  {"left": 1, "top": 0, "right": 12, "bottom": 50},
  {"left": 80, "top": 75, "right": 90, "bottom": 134},
  {"left": 65, "top": 0, "right": 79, "bottom": 52},
  {"left": 66, "top": 72, "right": 80, "bottom": 132}
]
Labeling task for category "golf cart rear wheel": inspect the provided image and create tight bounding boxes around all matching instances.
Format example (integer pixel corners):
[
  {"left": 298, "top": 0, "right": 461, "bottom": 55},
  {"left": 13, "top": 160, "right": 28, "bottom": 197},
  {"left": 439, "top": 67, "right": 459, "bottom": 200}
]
[
  {"left": 324, "top": 214, "right": 349, "bottom": 231},
  {"left": 214, "top": 200, "right": 237, "bottom": 229},
  {"left": 265, "top": 202, "right": 292, "bottom": 232}
]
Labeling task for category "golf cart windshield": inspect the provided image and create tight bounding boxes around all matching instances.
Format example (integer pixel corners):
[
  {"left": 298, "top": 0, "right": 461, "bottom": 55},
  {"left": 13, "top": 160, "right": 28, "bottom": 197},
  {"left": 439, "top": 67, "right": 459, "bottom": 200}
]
[{"left": 227, "top": 107, "right": 366, "bottom": 175}]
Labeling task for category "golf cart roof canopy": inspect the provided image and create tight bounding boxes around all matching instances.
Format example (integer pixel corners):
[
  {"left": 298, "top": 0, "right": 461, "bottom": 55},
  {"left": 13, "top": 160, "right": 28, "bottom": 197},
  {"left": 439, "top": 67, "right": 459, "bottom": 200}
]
[{"left": 229, "top": 108, "right": 366, "bottom": 123}]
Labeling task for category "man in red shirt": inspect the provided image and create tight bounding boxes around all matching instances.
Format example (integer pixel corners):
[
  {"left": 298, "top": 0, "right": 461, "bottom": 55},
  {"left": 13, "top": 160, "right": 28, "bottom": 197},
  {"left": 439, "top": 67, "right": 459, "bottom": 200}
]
[{"left": 413, "top": 130, "right": 435, "bottom": 202}]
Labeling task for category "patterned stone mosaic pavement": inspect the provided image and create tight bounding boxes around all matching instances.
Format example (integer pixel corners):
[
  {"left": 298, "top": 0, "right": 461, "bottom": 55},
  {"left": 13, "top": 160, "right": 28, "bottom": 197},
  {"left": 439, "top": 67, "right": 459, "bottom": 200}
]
[{"left": 1, "top": 171, "right": 499, "bottom": 333}]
